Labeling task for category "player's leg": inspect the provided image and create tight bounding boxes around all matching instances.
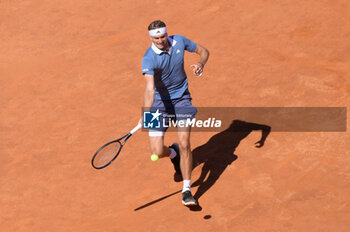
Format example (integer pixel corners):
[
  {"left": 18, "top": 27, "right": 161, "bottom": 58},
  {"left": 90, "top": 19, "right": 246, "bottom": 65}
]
[
  {"left": 177, "top": 128, "right": 192, "bottom": 181},
  {"left": 148, "top": 130, "right": 178, "bottom": 164},
  {"left": 147, "top": 98, "right": 173, "bottom": 158},
  {"left": 173, "top": 95, "right": 197, "bottom": 205},
  {"left": 178, "top": 127, "right": 197, "bottom": 205},
  {"left": 148, "top": 131, "right": 170, "bottom": 158},
  {"left": 147, "top": 99, "right": 180, "bottom": 174}
]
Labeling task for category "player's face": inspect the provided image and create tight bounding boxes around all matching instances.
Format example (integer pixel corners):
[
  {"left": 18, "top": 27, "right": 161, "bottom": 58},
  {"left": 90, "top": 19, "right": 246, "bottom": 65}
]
[{"left": 150, "top": 33, "right": 169, "bottom": 50}]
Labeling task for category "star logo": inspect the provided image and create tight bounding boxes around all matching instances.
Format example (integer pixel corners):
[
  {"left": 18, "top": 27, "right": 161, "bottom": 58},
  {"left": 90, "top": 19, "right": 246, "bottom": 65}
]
[
  {"left": 150, "top": 109, "right": 161, "bottom": 122},
  {"left": 143, "top": 109, "right": 162, "bottom": 129}
]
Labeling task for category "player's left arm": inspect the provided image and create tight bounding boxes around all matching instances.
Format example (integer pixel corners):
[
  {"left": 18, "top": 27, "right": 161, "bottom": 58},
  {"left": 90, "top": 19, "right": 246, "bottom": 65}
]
[{"left": 191, "top": 44, "right": 210, "bottom": 76}]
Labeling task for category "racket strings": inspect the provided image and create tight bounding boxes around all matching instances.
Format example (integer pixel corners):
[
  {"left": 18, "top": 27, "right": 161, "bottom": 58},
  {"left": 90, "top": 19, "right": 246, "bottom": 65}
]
[{"left": 92, "top": 141, "right": 121, "bottom": 168}]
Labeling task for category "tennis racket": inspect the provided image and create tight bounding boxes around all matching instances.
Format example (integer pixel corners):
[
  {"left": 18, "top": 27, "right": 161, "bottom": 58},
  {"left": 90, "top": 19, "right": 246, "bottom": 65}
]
[{"left": 91, "top": 123, "right": 142, "bottom": 169}]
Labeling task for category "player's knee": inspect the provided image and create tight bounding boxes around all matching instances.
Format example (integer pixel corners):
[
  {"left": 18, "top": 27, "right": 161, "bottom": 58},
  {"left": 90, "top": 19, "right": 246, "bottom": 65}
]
[
  {"left": 151, "top": 145, "right": 164, "bottom": 156},
  {"left": 178, "top": 139, "right": 190, "bottom": 152}
]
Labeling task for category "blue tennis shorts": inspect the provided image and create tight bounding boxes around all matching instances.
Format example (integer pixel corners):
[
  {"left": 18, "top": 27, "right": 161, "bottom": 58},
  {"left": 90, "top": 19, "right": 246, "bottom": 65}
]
[{"left": 149, "top": 95, "right": 197, "bottom": 136}]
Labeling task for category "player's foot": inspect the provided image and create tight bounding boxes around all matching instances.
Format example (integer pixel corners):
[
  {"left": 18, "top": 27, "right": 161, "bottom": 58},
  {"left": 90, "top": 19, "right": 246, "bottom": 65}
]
[
  {"left": 182, "top": 190, "right": 197, "bottom": 206},
  {"left": 169, "top": 143, "right": 182, "bottom": 175}
]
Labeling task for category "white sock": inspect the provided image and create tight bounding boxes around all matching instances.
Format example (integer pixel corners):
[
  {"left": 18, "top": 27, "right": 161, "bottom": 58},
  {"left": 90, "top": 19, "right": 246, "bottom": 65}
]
[
  {"left": 169, "top": 148, "right": 177, "bottom": 159},
  {"left": 182, "top": 179, "right": 191, "bottom": 193}
]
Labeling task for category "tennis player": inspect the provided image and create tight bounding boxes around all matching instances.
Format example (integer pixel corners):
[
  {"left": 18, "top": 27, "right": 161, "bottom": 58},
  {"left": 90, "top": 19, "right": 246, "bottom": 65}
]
[{"left": 140, "top": 20, "right": 209, "bottom": 206}]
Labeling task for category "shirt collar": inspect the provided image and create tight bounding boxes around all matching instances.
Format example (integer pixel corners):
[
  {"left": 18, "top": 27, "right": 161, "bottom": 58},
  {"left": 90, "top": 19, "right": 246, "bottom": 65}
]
[{"left": 151, "top": 37, "right": 177, "bottom": 55}]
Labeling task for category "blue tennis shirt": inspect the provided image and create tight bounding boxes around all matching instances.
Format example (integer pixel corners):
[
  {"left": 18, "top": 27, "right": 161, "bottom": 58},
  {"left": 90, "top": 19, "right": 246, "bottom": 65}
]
[{"left": 142, "top": 35, "right": 197, "bottom": 100}]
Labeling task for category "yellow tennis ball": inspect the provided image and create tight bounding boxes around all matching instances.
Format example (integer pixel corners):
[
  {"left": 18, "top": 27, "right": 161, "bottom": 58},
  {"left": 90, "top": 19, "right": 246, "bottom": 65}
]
[{"left": 150, "top": 154, "right": 159, "bottom": 162}]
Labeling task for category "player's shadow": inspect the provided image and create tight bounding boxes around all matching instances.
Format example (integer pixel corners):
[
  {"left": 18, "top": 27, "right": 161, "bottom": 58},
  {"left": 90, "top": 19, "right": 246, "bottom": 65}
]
[
  {"left": 190, "top": 120, "right": 271, "bottom": 206},
  {"left": 134, "top": 119, "right": 270, "bottom": 212}
]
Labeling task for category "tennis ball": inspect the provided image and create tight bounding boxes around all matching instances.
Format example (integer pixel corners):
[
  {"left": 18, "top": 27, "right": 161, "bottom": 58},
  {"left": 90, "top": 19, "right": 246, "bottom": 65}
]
[{"left": 150, "top": 154, "right": 159, "bottom": 162}]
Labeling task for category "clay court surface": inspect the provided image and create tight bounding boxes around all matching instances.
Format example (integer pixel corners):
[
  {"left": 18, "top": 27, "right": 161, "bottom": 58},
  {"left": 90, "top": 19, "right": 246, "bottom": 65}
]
[{"left": 1, "top": 0, "right": 350, "bottom": 231}]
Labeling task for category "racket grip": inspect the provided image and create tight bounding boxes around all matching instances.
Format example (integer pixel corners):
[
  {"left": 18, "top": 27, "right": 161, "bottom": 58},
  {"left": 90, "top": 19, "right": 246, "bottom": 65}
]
[{"left": 130, "top": 123, "right": 142, "bottom": 134}]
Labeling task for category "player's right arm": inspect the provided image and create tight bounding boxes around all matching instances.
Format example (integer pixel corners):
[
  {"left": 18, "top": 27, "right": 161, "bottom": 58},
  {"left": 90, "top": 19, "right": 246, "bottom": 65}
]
[
  {"left": 139, "top": 74, "right": 155, "bottom": 125},
  {"left": 140, "top": 53, "right": 156, "bottom": 125},
  {"left": 143, "top": 74, "right": 155, "bottom": 109}
]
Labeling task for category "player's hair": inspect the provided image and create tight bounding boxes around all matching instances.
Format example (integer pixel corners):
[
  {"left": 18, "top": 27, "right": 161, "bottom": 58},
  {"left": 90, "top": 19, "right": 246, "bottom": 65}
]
[{"left": 148, "top": 20, "right": 166, "bottom": 31}]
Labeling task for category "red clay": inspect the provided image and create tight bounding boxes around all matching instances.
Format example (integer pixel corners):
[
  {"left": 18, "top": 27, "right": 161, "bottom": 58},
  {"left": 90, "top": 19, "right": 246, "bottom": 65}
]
[{"left": 1, "top": 0, "right": 349, "bottom": 231}]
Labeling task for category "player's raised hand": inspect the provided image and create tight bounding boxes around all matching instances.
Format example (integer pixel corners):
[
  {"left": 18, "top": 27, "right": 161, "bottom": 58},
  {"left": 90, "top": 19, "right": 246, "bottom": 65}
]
[{"left": 191, "top": 63, "right": 204, "bottom": 76}]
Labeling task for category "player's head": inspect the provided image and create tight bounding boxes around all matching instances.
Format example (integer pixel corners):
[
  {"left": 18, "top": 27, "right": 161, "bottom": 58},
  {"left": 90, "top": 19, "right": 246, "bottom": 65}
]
[{"left": 148, "top": 20, "right": 168, "bottom": 50}]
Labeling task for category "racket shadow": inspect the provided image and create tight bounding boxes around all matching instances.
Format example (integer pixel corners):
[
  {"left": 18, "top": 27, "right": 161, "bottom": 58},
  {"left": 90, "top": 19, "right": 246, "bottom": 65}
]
[{"left": 134, "top": 190, "right": 182, "bottom": 211}]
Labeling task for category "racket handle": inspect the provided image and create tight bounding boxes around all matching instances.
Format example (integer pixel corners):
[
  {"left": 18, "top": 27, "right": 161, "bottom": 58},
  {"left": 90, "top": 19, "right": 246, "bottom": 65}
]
[{"left": 130, "top": 123, "right": 142, "bottom": 134}]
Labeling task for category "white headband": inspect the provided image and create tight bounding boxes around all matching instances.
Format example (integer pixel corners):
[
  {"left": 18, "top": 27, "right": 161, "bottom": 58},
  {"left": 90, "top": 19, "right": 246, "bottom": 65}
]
[{"left": 149, "top": 27, "right": 167, "bottom": 37}]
